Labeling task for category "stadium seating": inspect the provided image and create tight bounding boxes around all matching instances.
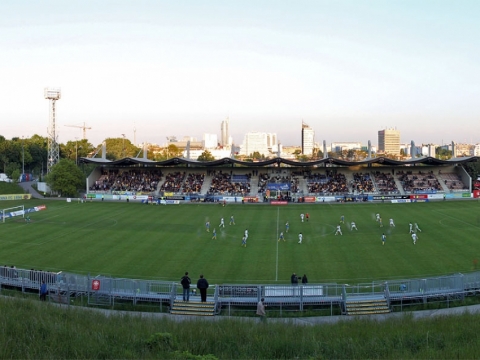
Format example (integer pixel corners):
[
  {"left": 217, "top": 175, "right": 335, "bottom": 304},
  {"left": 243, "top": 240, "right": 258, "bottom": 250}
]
[
  {"left": 372, "top": 171, "right": 400, "bottom": 194},
  {"left": 90, "top": 169, "right": 163, "bottom": 193},
  {"left": 397, "top": 170, "right": 442, "bottom": 193},
  {"left": 306, "top": 170, "right": 348, "bottom": 195}
]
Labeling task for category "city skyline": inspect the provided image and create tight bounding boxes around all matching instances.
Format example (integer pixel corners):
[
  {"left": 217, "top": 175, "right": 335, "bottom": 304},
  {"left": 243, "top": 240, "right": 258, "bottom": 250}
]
[{"left": 1, "top": 1, "right": 479, "bottom": 147}]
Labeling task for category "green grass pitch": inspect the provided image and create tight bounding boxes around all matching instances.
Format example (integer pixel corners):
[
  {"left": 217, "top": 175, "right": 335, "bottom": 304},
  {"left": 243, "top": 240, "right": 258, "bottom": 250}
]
[{"left": 1, "top": 199, "right": 479, "bottom": 284}]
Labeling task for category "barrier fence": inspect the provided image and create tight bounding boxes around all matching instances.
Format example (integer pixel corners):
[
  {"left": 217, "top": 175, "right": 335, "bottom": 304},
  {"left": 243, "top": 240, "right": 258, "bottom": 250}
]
[{"left": 1, "top": 267, "right": 480, "bottom": 316}]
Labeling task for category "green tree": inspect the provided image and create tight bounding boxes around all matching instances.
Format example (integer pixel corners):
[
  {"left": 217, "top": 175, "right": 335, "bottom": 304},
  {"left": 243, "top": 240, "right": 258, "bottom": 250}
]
[
  {"left": 101, "top": 137, "right": 140, "bottom": 160},
  {"left": 60, "top": 139, "right": 94, "bottom": 164},
  {"left": 45, "top": 159, "right": 85, "bottom": 197},
  {"left": 11, "top": 169, "right": 20, "bottom": 184},
  {"left": 250, "top": 151, "right": 265, "bottom": 160},
  {"left": 464, "top": 162, "right": 480, "bottom": 184},
  {"left": 436, "top": 147, "right": 452, "bottom": 160},
  {"left": 5, "top": 162, "right": 20, "bottom": 180},
  {"left": 346, "top": 149, "right": 355, "bottom": 160},
  {"left": 157, "top": 144, "right": 183, "bottom": 160},
  {"left": 197, "top": 150, "right": 215, "bottom": 162}
]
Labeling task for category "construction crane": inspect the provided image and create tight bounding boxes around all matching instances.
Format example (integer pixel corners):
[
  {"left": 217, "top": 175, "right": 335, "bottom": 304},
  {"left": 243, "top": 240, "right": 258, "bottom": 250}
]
[{"left": 65, "top": 122, "right": 92, "bottom": 139}]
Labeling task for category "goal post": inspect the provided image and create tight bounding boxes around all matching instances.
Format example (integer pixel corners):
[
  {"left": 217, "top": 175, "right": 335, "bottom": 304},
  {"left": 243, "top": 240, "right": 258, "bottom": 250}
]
[{"left": 1, "top": 205, "right": 25, "bottom": 223}]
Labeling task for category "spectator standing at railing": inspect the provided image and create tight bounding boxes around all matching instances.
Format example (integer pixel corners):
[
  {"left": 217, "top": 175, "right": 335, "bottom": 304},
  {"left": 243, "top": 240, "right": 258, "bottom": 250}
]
[
  {"left": 291, "top": 272, "right": 298, "bottom": 285},
  {"left": 197, "top": 274, "right": 209, "bottom": 302},
  {"left": 180, "top": 272, "right": 191, "bottom": 302},
  {"left": 39, "top": 280, "right": 47, "bottom": 301},
  {"left": 302, "top": 274, "right": 308, "bottom": 284}
]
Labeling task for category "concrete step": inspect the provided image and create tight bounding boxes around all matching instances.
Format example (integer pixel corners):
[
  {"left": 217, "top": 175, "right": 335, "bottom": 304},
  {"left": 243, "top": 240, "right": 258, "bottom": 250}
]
[
  {"left": 345, "top": 298, "right": 390, "bottom": 316},
  {"left": 171, "top": 300, "right": 215, "bottom": 316},
  {"left": 170, "top": 310, "right": 215, "bottom": 316}
]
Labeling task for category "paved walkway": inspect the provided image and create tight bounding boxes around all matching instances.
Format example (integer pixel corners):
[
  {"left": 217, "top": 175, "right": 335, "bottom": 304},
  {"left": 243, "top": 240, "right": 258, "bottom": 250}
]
[
  {"left": 19, "top": 181, "right": 73, "bottom": 201},
  {"left": 18, "top": 181, "right": 48, "bottom": 199},
  {"left": 48, "top": 302, "right": 480, "bottom": 325}
]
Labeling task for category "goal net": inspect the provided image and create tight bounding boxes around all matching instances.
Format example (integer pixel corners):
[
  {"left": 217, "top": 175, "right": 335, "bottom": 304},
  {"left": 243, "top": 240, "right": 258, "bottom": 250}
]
[{"left": 1, "top": 205, "right": 25, "bottom": 223}]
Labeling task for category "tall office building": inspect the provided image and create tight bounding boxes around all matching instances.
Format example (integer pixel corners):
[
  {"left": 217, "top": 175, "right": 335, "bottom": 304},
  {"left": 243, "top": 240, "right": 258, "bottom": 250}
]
[
  {"left": 239, "top": 132, "right": 277, "bottom": 156},
  {"left": 221, "top": 117, "right": 229, "bottom": 147},
  {"left": 378, "top": 128, "right": 401, "bottom": 155},
  {"left": 203, "top": 133, "right": 218, "bottom": 149},
  {"left": 301, "top": 121, "right": 315, "bottom": 155}
]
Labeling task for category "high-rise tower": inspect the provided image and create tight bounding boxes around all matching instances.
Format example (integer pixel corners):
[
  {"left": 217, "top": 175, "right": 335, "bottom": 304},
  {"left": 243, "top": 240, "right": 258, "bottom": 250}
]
[
  {"left": 378, "top": 128, "right": 400, "bottom": 155},
  {"left": 301, "top": 121, "right": 314, "bottom": 156},
  {"left": 221, "top": 117, "right": 229, "bottom": 147}
]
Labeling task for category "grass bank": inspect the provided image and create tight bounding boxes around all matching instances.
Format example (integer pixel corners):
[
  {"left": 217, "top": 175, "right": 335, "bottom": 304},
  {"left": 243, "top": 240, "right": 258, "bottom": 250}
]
[{"left": 1, "top": 297, "right": 480, "bottom": 359}]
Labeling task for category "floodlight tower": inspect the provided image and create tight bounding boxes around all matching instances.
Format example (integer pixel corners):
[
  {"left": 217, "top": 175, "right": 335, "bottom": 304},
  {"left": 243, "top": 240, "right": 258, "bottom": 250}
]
[{"left": 44, "top": 88, "right": 61, "bottom": 173}]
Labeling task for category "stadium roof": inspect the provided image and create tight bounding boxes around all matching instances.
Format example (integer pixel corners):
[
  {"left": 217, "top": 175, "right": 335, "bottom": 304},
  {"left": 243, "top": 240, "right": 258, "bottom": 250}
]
[{"left": 78, "top": 155, "right": 479, "bottom": 167}]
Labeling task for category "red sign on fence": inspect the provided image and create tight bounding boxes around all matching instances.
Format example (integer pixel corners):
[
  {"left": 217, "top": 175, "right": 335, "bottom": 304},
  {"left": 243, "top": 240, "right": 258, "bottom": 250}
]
[{"left": 92, "top": 280, "right": 101, "bottom": 291}]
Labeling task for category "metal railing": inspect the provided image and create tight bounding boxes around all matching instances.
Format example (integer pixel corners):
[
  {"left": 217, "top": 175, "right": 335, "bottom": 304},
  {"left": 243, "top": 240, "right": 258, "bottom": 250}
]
[{"left": 2, "top": 267, "right": 480, "bottom": 316}]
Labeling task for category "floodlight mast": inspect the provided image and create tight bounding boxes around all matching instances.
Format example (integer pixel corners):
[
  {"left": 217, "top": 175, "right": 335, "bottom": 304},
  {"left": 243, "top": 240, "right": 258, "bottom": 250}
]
[{"left": 44, "top": 88, "right": 61, "bottom": 173}]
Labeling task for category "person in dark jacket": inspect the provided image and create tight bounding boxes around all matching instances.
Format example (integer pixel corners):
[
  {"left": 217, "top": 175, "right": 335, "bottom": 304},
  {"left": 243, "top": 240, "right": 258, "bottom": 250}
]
[
  {"left": 40, "top": 280, "right": 47, "bottom": 301},
  {"left": 291, "top": 272, "right": 298, "bottom": 285},
  {"left": 302, "top": 274, "right": 308, "bottom": 284},
  {"left": 197, "top": 274, "right": 209, "bottom": 302},
  {"left": 180, "top": 272, "right": 191, "bottom": 301}
]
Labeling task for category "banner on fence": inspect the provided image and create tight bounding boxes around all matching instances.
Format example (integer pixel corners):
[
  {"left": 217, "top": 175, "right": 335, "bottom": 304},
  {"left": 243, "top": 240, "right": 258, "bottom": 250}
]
[
  {"left": 0, "top": 194, "right": 32, "bottom": 201},
  {"left": 270, "top": 201, "right": 288, "bottom": 205},
  {"left": 391, "top": 199, "right": 412, "bottom": 203},
  {"left": 372, "top": 195, "right": 409, "bottom": 200},
  {"left": 92, "top": 280, "right": 101, "bottom": 291},
  {"left": 315, "top": 196, "right": 336, "bottom": 202},
  {"left": 267, "top": 183, "right": 291, "bottom": 191}
]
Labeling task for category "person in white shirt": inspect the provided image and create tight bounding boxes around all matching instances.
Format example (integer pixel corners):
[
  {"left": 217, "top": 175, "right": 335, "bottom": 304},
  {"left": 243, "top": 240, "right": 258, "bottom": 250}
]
[{"left": 335, "top": 224, "right": 342, "bottom": 236}]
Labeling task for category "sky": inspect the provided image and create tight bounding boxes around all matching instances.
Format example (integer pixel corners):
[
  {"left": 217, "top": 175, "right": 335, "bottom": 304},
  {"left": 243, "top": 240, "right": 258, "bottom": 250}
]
[{"left": 1, "top": 0, "right": 479, "bottom": 148}]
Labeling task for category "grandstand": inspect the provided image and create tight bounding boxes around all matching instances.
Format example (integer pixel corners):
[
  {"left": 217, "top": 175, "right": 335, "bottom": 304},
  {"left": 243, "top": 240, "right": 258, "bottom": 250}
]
[{"left": 82, "top": 155, "right": 476, "bottom": 201}]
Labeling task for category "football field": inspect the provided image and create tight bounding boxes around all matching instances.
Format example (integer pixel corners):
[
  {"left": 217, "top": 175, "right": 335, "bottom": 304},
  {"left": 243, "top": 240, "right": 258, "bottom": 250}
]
[{"left": 1, "top": 199, "right": 479, "bottom": 285}]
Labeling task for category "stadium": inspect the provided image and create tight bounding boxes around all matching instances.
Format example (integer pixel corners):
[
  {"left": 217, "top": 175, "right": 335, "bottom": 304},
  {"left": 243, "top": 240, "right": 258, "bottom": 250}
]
[{"left": 2, "top": 154, "right": 480, "bottom": 318}]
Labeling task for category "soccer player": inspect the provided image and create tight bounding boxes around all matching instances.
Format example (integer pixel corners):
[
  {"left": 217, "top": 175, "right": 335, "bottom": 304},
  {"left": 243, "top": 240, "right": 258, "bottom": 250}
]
[
  {"left": 412, "top": 232, "right": 418, "bottom": 244},
  {"left": 379, "top": 217, "right": 383, "bottom": 228},
  {"left": 351, "top": 221, "right": 358, "bottom": 231},
  {"left": 219, "top": 218, "right": 225, "bottom": 228},
  {"left": 278, "top": 232, "right": 285, "bottom": 242},
  {"left": 409, "top": 222, "right": 413, "bottom": 234},
  {"left": 212, "top": 228, "right": 217, "bottom": 240},
  {"left": 305, "top": 213, "right": 310, "bottom": 222},
  {"left": 285, "top": 221, "right": 290, "bottom": 233},
  {"left": 376, "top": 213, "right": 380, "bottom": 222},
  {"left": 300, "top": 213, "right": 305, "bottom": 222},
  {"left": 229, "top": 215, "right": 235, "bottom": 225},
  {"left": 298, "top": 232, "right": 303, "bottom": 244},
  {"left": 241, "top": 235, "right": 247, "bottom": 247},
  {"left": 244, "top": 229, "right": 249, "bottom": 240},
  {"left": 340, "top": 215, "right": 345, "bottom": 224},
  {"left": 335, "top": 224, "right": 343, "bottom": 236},
  {"left": 382, "top": 233, "right": 386, "bottom": 245},
  {"left": 414, "top": 223, "right": 422, "bottom": 232},
  {"left": 389, "top": 218, "right": 395, "bottom": 227},
  {"left": 205, "top": 221, "right": 210, "bottom": 232}
]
